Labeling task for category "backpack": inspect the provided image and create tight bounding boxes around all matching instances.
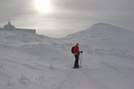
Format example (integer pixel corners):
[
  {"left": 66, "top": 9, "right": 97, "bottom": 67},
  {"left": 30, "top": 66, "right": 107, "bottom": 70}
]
[{"left": 71, "top": 46, "right": 74, "bottom": 54}]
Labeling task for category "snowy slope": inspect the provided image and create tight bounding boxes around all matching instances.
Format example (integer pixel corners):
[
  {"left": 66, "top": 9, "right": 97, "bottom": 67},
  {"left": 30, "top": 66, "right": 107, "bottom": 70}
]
[
  {"left": 63, "top": 23, "right": 134, "bottom": 59},
  {"left": 0, "top": 23, "right": 134, "bottom": 89},
  {"left": 0, "top": 30, "right": 73, "bottom": 89}
]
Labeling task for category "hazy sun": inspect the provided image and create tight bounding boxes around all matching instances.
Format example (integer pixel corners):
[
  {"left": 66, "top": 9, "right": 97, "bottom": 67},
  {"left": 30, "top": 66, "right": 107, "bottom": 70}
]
[{"left": 35, "top": 0, "right": 50, "bottom": 13}]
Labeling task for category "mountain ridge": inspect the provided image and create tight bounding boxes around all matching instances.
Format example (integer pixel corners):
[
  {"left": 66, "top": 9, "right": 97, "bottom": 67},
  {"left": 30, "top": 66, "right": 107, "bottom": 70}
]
[
  {"left": 65, "top": 23, "right": 134, "bottom": 40},
  {"left": 62, "top": 23, "right": 134, "bottom": 59}
]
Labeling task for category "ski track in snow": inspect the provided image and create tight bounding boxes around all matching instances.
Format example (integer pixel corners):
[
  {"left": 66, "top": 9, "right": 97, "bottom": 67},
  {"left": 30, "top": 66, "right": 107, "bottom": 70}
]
[
  {"left": 55, "top": 68, "right": 95, "bottom": 89},
  {"left": 55, "top": 67, "right": 110, "bottom": 89}
]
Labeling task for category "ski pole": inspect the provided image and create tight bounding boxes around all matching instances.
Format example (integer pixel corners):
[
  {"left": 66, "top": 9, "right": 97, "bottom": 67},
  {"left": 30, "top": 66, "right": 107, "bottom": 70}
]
[{"left": 80, "top": 52, "right": 83, "bottom": 67}]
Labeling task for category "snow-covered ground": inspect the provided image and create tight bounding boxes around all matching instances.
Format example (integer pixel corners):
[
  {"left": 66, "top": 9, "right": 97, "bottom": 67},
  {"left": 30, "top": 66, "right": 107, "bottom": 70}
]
[{"left": 0, "top": 23, "right": 134, "bottom": 89}]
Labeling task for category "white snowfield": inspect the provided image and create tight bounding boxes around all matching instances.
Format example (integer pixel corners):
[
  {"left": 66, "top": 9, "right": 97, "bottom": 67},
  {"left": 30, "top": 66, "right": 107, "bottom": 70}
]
[{"left": 0, "top": 23, "right": 134, "bottom": 89}]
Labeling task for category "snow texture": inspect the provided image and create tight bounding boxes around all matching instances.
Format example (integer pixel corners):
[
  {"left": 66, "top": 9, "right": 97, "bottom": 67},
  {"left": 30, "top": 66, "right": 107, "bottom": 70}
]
[{"left": 0, "top": 23, "right": 134, "bottom": 89}]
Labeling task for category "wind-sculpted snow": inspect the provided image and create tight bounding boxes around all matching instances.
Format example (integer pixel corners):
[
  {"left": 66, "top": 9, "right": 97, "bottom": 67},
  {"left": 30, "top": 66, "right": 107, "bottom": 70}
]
[{"left": 0, "top": 23, "right": 134, "bottom": 89}]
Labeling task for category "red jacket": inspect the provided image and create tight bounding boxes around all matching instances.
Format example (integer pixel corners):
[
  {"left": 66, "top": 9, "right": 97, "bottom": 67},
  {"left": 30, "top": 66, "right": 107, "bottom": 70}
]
[{"left": 74, "top": 45, "right": 80, "bottom": 55}]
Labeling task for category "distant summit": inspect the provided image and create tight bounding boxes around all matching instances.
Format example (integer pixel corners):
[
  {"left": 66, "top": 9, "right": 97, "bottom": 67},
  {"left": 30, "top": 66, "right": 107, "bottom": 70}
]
[
  {"left": 65, "top": 23, "right": 134, "bottom": 40},
  {"left": 0, "top": 21, "right": 36, "bottom": 33}
]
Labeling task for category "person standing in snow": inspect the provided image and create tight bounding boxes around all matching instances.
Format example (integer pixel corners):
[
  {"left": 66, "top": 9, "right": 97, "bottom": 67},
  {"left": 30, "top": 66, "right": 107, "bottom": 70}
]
[{"left": 73, "top": 43, "right": 83, "bottom": 68}]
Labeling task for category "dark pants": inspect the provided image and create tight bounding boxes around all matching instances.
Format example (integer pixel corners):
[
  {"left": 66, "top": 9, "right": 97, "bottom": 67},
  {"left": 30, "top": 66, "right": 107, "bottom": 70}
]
[{"left": 74, "top": 55, "right": 79, "bottom": 68}]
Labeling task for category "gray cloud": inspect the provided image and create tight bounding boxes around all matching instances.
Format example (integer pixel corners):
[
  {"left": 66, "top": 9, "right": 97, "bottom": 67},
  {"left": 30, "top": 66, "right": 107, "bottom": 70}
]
[
  {"left": 52, "top": 0, "right": 134, "bottom": 11},
  {"left": 0, "top": 0, "right": 134, "bottom": 38}
]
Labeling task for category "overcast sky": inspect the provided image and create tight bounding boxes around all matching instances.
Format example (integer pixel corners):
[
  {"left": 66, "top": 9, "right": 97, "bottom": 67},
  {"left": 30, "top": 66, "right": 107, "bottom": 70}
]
[{"left": 0, "top": 0, "right": 134, "bottom": 38}]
